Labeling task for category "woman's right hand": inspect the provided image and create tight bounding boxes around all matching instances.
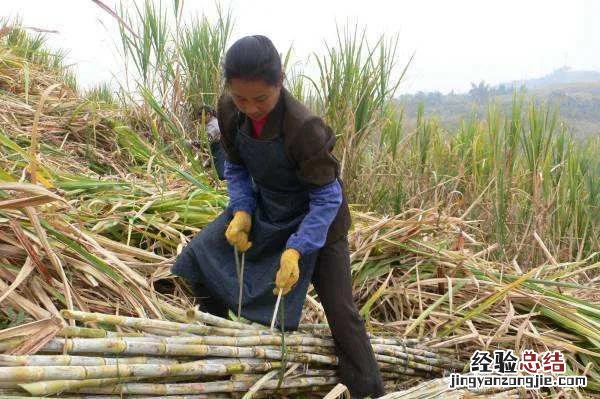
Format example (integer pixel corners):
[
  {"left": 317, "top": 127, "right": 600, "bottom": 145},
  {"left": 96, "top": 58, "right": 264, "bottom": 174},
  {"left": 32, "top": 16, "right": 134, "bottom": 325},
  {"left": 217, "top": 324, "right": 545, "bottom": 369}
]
[{"left": 225, "top": 211, "right": 252, "bottom": 251}]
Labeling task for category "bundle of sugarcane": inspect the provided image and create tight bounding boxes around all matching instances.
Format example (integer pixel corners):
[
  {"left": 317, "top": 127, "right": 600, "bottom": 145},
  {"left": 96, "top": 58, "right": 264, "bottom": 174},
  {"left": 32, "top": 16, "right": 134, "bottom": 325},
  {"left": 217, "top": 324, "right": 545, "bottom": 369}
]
[{"left": 0, "top": 309, "right": 466, "bottom": 398}]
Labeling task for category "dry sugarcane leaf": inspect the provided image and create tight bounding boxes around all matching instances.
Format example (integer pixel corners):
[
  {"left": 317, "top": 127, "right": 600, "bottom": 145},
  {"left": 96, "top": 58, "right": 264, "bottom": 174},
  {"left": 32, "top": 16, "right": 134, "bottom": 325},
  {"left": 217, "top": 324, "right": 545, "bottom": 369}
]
[
  {"left": 0, "top": 256, "right": 35, "bottom": 305},
  {"left": 0, "top": 244, "right": 25, "bottom": 258},
  {"left": 241, "top": 369, "right": 281, "bottom": 399},
  {"left": 27, "top": 83, "right": 61, "bottom": 187},
  {"left": 0, "top": 277, "right": 51, "bottom": 320},
  {"left": 57, "top": 219, "right": 150, "bottom": 289},
  {"left": 29, "top": 276, "right": 63, "bottom": 320},
  {"left": 322, "top": 383, "right": 350, "bottom": 399},
  {"left": 65, "top": 256, "right": 147, "bottom": 317},
  {"left": 0, "top": 318, "right": 55, "bottom": 341},
  {"left": 22, "top": 206, "right": 75, "bottom": 322},
  {"left": 6, "top": 317, "right": 64, "bottom": 355},
  {"left": 9, "top": 218, "right": 53, "bottom": 282},
  {"left": 59, "top": 220, "right": 163, "bottom": 318},
  {"left": 0, "top": 194, "right": 59, "bottom": 209},
  {"left": 92, "top": 232, "right": 166, "bottom": 261},
  {"left": 0, "top": 183, "right": 64, "bottom": 204},
  {"left": 484, "top": 298, "right": 516, "bottom": 350}
]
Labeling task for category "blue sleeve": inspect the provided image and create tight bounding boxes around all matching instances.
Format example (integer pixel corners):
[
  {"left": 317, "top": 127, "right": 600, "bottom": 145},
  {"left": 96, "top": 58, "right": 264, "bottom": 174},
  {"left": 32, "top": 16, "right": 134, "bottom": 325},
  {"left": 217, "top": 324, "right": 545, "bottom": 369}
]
[
  {"left": 285, "top": 179, "right": 342, "bottom": 256},
  {"left": 224, "top": 160, "right": 256, "bottom": 214}
]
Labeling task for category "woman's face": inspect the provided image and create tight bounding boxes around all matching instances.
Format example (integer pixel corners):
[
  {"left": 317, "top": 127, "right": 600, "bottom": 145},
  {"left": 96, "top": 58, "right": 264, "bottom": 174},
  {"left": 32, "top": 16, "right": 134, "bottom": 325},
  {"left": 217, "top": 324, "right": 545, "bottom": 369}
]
[{"left": 228, "top": 78, "right": 281, "bottom": 121}]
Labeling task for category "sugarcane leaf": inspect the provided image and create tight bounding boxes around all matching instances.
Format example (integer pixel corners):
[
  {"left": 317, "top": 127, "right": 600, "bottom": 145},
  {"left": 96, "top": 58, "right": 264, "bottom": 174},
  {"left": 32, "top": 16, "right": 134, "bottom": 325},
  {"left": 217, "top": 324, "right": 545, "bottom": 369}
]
[
  {"left": 42, "top": 222, "right": 123, "bottom": 283},
  {"left": 439, "top": 266, "right": 540, "bottom": 337}
]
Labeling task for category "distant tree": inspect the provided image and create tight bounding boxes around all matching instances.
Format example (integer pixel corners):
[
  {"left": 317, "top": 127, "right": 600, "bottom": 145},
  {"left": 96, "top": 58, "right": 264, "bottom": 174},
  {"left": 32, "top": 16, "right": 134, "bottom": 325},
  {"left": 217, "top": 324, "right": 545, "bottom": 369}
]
[
  {"left": 427, "top": 91, "right": 443, "bottom": 105},
  {"left": 494, "top": 83, "right": 511, "bottom": 95},
  {"left": 469, "top": 80, "right": 490, "bottom": 99}
]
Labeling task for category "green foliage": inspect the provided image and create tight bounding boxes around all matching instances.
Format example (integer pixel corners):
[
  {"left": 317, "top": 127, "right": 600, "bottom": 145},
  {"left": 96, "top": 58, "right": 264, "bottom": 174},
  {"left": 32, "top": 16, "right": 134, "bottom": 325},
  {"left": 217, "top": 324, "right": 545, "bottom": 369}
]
[
  {"left": 179, "top": 5, "right": 233, "bottom": 112},
  {"left": 365, "top": 97, "right": 599, "bottom": 264},
  {"left": 0, "top": 18, "right": 67, "bottom": 70},
  {"left": 84, "top": 83, "right": 118, "bottom": 106},
  {"left": 307, "top": 23, "right": 410, "bottom": 190},
  {"left": 110, "top": 0, "right": 233, "bottom": 182},
  {"left": 0, "top": 306, "right": 27, "bottom": 329},
  {"left": 117, "top": 0, "right": 173, "bottom": 88}
]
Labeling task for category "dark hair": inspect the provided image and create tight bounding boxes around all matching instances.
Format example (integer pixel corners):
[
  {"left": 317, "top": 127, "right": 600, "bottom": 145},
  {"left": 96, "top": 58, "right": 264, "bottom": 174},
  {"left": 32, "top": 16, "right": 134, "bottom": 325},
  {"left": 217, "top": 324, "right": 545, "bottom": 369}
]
[
  {"left": 199, "top": 104, "right": 216, "bottom": 118},
  {"left": 224, "top": 35, "right": 282, "bottom": 85}
]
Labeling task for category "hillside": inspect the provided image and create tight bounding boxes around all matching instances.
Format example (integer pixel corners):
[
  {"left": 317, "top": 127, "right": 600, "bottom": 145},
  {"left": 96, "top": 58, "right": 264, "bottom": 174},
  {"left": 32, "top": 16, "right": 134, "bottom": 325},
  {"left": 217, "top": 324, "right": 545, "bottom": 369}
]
[
  {"left": 399, "top": 69, "right": 600, "bottom": 139},
  {"left": 510, "top": 66, "right": 600, "bottom": 90}
]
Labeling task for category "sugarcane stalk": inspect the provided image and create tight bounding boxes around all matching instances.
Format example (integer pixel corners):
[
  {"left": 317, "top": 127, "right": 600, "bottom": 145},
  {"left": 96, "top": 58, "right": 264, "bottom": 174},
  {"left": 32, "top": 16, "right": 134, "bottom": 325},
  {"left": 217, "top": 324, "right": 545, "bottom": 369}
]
[
  {"left": 297, "top": 369, "right": 338, "bottom": 377},
  {"left": 375, "top": 353, "right": 444, "bottom": 373},
  {"left": 230, "top": 373, "right": 266, "bottom": 381},
  {"left": 0, "top": 354, "right": 179, "bottom": 366},
  {"left": 377, "top": 362, "right": 431, "bottom": 376},
  {"left": 234, "top": 246, "right": 245, "bottom": 319},
  {"left": 369, "top": 337, "right": 425, "bottom": 347},
  {"left": 68, "top": 376, "right": 339, "bottom": 394},
  {"left": 15, "top": 336, "right": 455, "bottom": 371},
  {"left": 0, "top": 382, "right": 19, "bottom": 388},
  {"left": 186, "top": 308, "right": 264, "bottom": 330},
  {"left": 123, "top": 333, "right": 333, "bottom": 347},
  {"left": 26, "top": 337, "right": 456, "bottom": 371},
  {"left": 290, "top": 343, "right": 457, "bottom": 366},
  {"left": 271, "top": 289, "right": 282, "bottom": 331},
  {"left": 8, "top": 359, "right": 283, "bottom": 390},
  {"left": 30, "top": 337, "right": 336, "bottom": 364},
  {"left": 37, "top": 333, "right": 335, "bottom": 350},
  {"left": 19, "top": 377, "right": 142, "bottom": 396},
  {"left": 60, "top": 310, "right": 269, "bottom": 337},
  {"left": 371, "top": 344, "right": 465, "bottom": 369},
  {"left": 285, "top": 345, "right": 335, "bottom": 355},
  {"left": 59, "top": 326, "right": 145, "bottom": 338}
]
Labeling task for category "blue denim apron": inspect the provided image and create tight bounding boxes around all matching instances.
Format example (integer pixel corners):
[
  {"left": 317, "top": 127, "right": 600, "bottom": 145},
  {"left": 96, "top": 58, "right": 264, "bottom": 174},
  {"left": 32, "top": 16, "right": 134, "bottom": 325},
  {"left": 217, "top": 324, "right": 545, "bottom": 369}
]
[{"left": 172, "top": 115, "right": 318, "bottom": 330}]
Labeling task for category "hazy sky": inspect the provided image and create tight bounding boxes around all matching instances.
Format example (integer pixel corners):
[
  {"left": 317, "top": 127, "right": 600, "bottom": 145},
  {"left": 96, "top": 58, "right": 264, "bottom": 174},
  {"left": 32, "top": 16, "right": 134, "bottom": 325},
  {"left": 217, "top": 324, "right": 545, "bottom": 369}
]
[{"left": 4, "top": 0, "right": 599, "bottom": 94}]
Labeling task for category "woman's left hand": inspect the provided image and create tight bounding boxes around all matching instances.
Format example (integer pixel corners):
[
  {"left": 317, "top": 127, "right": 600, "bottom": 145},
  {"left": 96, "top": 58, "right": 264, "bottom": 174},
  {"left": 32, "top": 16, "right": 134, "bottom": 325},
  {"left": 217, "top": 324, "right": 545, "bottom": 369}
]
[{"left": 274, "top": 248, "right": 300, "bottom": 295}]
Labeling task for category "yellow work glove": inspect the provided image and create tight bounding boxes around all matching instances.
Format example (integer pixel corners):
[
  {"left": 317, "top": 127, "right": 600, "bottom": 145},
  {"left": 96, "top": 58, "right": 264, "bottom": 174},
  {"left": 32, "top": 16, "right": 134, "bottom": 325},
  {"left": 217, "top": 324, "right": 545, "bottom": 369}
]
[
  {"left": 225, "top": 211, "right": 252, "bottom": 252},
  {"left": 274, "top": 248, "right": 300, "bottom": 295}
]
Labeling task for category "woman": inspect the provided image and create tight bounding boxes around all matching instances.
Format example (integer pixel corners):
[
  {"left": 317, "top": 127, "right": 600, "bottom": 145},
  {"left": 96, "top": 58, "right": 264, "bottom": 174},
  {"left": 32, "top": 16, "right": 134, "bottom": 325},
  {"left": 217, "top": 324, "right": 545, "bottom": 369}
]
[{"left": 172, "top": 35, "right": 384, "bottom": 398}]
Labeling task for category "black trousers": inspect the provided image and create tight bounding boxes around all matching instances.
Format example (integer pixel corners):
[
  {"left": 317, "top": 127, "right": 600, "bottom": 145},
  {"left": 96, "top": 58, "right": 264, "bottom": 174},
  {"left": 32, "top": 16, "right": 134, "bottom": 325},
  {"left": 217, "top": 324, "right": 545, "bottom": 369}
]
[{"left": 189, "top": 236, "right": 384, "bottom": 398}]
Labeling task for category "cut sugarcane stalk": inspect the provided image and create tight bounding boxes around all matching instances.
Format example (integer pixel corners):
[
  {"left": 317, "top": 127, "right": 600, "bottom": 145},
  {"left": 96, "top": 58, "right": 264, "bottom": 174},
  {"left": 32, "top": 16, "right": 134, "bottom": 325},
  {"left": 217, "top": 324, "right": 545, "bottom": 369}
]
[
  {"left": 271, "top": 289, "right": 283, "bottom": 331},
  {"left": 63, "top": 375, "right": 339, "bottom": 395},
  {"left": 60, "top": 310, "right": 269, "bottom": 337},
  {"left": 7, "top": 359, "right": 283, "bottom": 389},
  {"left": 237, "top": 249, "right": 245, "bottom": 319}
]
